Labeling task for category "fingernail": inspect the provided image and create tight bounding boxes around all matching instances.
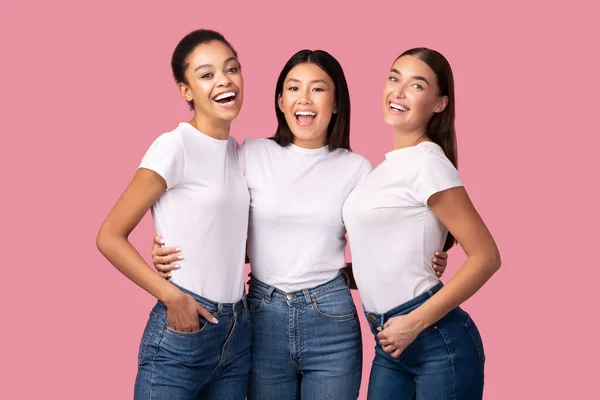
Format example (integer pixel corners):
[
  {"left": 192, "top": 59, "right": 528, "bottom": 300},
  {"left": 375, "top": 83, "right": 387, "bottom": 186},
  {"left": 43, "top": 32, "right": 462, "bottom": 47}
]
[
  {"left": 159, "top": 238, "right": 165, "bottom": 244},
  {"left": 167, "top": 273, "right": 171, "bottom": 277},
  {"left": 433, "top": 257, "right": 437, "bottom": 262},
  {"left": 177, "top": 256, "right": 184, "bottom": 260},
  {"left": 175, "top": 247, "right": 182, "bottom": 251},
  {"left": 435, "top": 251, "right": 440, "bottom": 255},
  {"left": 212, "top": 318, "right": 219, "bottom": 324},
  {"left": 173, "top": 264, "right": 180, "bottom": 269}
]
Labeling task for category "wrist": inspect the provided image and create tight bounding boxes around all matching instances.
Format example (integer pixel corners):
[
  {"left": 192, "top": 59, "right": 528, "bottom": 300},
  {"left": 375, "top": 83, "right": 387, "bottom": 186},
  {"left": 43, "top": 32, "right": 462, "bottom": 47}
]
[
  {"left": 159, "top": 283, "right": 184, "bottom": 307},
  {"left": 408, "top": 310, "right": 429, "bottom": 332}
]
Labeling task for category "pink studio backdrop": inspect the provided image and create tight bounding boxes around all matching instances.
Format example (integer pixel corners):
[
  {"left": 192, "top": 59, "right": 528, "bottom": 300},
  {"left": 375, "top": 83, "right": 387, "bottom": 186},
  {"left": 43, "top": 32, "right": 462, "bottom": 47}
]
[{"left": 1, "top": 1, "right": 597, "bottom": 398}]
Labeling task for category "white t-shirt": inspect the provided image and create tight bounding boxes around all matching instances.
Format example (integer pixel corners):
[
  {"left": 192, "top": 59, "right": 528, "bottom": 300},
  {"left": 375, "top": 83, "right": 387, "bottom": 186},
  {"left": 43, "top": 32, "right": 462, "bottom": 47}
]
[
  {"left": 343, "top": 142, "right": 462, "bottom": 313},
  {"left": 139, "top": 122, "right": 250, "bottom": 303},
  {"left": 238, "top": 138, "right": 372, "bottom": 292}
]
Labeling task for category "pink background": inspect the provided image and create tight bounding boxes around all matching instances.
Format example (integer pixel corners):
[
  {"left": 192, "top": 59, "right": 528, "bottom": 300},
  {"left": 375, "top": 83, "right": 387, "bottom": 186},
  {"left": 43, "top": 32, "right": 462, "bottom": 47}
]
[{"left": 2, "top": 0, "right": 598, "bottom": 398}]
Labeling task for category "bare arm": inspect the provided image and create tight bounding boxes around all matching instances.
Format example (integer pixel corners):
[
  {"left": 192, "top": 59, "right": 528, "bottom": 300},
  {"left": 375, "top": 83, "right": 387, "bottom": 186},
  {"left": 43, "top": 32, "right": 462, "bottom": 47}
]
[
  {"left": 96, "top": 168, "right": 216, "bottom": 331},
  {"left": 409, "top": 186, "right": 501, "bottom": 328},
  {"left": 378, "top": 187, "right": 500, "bottom": 357},
  {"left": 96, "top": 168, "right": 178, "bottom": 302}
]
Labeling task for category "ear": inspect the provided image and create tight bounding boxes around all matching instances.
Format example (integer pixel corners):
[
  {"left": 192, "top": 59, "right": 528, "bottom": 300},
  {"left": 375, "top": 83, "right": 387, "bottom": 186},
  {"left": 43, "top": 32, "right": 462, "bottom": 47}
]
[
  {"left": 278, "top": 93, "right": 284, "bottom": 112},
  {"left": 333, "top": 102, "right": 338, "bottom": 114},
  {"left": 434, "top": 96, "right": 448, "bottom": 113},
  {"left": 179, "top": 83, "right": 193, "bottom": 103}
]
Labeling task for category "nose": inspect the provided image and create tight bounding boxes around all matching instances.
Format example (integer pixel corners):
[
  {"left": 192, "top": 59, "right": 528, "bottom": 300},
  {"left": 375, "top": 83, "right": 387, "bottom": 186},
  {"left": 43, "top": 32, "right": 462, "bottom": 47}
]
[
  {"left": 393, "top": 86, "right": 406, "bottom": 99},
  {"left": 215, "top": 71, "right": 233, "bottom": 87},
  {"left": 298, "top": 88, "right": 312, "bottom": 104}
]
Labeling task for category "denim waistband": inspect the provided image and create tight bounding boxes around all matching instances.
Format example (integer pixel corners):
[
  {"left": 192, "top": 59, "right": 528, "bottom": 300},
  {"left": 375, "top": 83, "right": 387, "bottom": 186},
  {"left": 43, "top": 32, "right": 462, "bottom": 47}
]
[
  {"left": 248, "top": 272, "right": 349, "bottom": 305},
  {"left": 167, "top": 280, "right": 246, "bottom": 315},
  {"left": 364, "top": 282, "right": 444, "bottom": 326}
]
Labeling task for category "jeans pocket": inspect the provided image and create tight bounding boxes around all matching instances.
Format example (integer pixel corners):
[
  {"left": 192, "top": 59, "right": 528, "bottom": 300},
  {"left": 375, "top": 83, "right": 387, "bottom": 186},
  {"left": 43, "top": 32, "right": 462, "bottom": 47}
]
[
  {"left": 464, "top": 316, "right": 486, "bottom": 362},
  {"left": 164, "top": 314, "right": 209, "bottom": 337},
  {"left": 138, "top": 311, "right": 158, "bottom": 366},
  {"left": 247, "top": 295, "right": 265, "bottom": 314},
  {"left": 311, "top": 288, "right": 357, "bottom": 321}
]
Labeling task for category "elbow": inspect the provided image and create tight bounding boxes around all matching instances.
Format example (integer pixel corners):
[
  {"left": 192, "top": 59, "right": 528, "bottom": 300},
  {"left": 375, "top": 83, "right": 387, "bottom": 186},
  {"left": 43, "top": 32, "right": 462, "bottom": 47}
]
[
  {"left": 96, "top": 222, "right": 121, "bottom": 257},
  {"left": 490, "top": 250, "right": 502, "bottom": 273},
  {"left": 96, "top": 225, "right": 108, "bottom": 255}
]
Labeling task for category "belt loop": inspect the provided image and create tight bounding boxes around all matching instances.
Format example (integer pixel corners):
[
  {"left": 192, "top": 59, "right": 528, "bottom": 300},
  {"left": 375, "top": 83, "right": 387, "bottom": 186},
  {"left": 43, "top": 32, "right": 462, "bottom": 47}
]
[
  {"left": 242, "top": 294, "right": 247, "bottom": 312},
  {"left": 217, "top": 302, "right": 223, "bottom": 315},
  {"left": 303, "top": 289, "right": 312, "bottom": 306},
  {"left": 264, "top": 286, "right": 275, "bottom": 303}
]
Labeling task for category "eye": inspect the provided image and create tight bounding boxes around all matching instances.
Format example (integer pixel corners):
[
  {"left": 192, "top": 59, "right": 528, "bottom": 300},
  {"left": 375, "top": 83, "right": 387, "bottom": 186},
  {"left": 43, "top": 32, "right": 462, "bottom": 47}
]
[
  {"left": 227, "top": 67, "right": 239, "bottom": 73},
  {"left": 389, "top": 76, "right": 398, "bottom": 82},
  {"left": 312, "top": 87, "right": 324, "bottom": 92},
  {"left": 411, "top": 83, "right": 423, "bottom": 90},
  {"left": 288, "top": 86, "right": 299, "bottom": 91},
  {"left": 201, "top": 73, "right": 214, "bottom": 79}
]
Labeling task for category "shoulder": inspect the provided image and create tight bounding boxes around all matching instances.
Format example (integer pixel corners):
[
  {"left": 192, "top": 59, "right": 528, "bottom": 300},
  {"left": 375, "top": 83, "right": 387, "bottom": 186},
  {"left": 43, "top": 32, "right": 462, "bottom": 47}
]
[
  {"left": 410, "top": 143, "right": 456, "bottom": 170},
  {"left": 145, "top": 125, "right": 186, "bottom": 154},
  {"left": 240, "top": 138, "right": 278, "bottom": 151},
  {"left": 332, "top": 149, "right": 373, "bottom": 171},
  {"left": 239, "top": 138, "right": 281, "bottom": 157},
  {"left": 407, "top": 143, "right": 460, "bottom": 184}
]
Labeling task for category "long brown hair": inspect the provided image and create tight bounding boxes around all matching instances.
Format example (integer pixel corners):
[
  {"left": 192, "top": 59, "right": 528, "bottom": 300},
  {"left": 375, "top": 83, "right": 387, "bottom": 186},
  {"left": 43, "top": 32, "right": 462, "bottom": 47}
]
[{"left": 397, "top": 48, "right": 457, "bottom": 251}]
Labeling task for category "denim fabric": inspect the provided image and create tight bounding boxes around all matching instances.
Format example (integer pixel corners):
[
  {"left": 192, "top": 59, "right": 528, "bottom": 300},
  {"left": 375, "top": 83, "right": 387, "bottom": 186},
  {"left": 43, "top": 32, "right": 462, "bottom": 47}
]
[
  {"left": 134, "top": 284, "right": 251, "bottom": 399},
  {"left": 247, "top": 273, "right": 362, "bottom": 400},
  {"left": 364, "top": 282, "right": 485, "bottom": 399}
]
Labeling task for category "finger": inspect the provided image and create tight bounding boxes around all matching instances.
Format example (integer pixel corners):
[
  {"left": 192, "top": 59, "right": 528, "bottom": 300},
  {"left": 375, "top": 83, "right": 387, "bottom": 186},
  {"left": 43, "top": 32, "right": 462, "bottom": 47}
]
[
  {"left": 155, "top": 263, "right": 180, "bottom": 273},
  {"left": 432, "top": 257, "right": 447, "bottom": 268},
  {"left": 377, "top": 326, "right": 382, "bottom": 332},
  {"left": 154, "top": 235, "right": 165, "bottom": 246},
  {"left": 432, "top": 263, "right": 446, "bottom": 271},
  {"left": 435, "top": 251, "right": 448, "bottom": 260},
  {"left": 379, "top": 338, "right": 390, "bottom": 346},
  {"left": 383, "top": 344, "right": 396, "bottom": 354},
  {"left": 391, "top": 348, "right": 402, "bottom": 358},
  {"left": 197, "top": 305, "right": 219, "bottom": 324},
  {"left": 153, "top": 254, "right": 183, "bottom": 265},
  {"left": 153, "top": 246, "right": 182, "bottom": 257},
  {"left": 157, "top": 270, "right": 171, "bottom": 279},
  {"left": 384, "top": 320, "right": 391, "bottom": 329}
]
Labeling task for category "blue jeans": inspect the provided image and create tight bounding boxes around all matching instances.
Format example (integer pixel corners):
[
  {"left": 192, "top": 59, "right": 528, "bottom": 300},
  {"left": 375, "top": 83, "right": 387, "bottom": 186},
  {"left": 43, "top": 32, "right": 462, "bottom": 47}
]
[
  {"left": 134, "top": 284, "right": 251, "bottom": 400},
  {"left": 364, "top": 282, "right": 485, "bottom": 400},
  {"left": 247, "top": 273, "right": 362, "bottom": 400}
]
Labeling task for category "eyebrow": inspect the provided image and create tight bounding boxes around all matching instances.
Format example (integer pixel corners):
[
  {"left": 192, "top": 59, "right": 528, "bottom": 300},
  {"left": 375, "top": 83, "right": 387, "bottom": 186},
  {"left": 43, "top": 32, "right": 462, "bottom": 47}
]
[
  {"left": 390, "top": 68, "right": 429, "bottom": 84},
  {"left": 194, "top": 57, "right": 238, "bottom": 72},
  {"left": 286, "top": 78, "right": 328, "bottom": 84}
]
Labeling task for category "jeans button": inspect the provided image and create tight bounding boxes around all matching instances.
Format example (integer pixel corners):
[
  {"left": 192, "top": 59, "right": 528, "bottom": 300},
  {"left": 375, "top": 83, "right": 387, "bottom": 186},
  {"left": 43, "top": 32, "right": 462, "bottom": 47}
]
[
  {"left": 286, "top": 293, "right": 293, "bottom": 301},
  {"left": 367, "top": 315, "right": 376, "bottom": 323}
]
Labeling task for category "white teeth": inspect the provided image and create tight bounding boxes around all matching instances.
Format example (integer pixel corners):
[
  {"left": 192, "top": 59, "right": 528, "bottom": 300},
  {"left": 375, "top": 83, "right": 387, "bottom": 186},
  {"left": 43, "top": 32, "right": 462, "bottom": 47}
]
[
  {"left": 390, "top": 103, "right": 408, "bottom": 111},
  {"left": 214, "top": 92, "right": 236, "bottom": 101},
  {"left": 295, "top": 111, "right": 316, "bottom": 116}
]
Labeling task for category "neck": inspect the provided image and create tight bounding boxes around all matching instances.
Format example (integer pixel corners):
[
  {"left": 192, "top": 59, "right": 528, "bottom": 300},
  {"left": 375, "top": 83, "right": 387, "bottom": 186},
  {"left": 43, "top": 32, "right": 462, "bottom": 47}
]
[
  {"left": 189, "top": 114, "right": 231, "bottom": 140},
  {"left": 292, "top": 131, "right": 328, "bottom": 149},
  {"left": 393, "top": 128, "right": 430, "bottom": 150}
]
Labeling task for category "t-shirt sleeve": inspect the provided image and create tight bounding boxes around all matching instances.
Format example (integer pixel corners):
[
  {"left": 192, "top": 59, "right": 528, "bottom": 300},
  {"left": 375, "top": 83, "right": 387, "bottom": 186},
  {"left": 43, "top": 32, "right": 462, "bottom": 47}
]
[
  {"left": 236, "top": 139, "right": 250, "bottom": 176},
  {"left": 351, "top": 156, "right": 373, "bottom": 188},
  {"left": 406, "top": 152, "right": 462, "bottom": 205},
  {"left": 139, "top": 133, "right": 185, "bottom": 189}
]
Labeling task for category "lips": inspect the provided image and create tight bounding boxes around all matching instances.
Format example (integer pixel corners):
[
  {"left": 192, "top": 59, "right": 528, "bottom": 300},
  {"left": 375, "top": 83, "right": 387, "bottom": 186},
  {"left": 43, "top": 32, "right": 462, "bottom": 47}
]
[
  {"left": 389, "top": 102, "right": 409, "bottom": 112},
  {"left": 294, "top": 110, "right": 317, "bottom": 126},
  {"left": 212, "top": 91, "right": 237, "bottom": 106}
]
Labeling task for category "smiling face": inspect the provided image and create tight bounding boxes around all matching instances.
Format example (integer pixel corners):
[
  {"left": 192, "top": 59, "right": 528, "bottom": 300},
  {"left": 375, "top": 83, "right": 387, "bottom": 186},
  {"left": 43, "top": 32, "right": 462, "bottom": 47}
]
[
  {"left": 278, "top": 62, "right": 337, "bottom": 148},
  {"left": 179, "top": 40, "right": 244, "bottom": 124},
  {"left": 382, "top": 55, "right": 448, "bottom": 134}
]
